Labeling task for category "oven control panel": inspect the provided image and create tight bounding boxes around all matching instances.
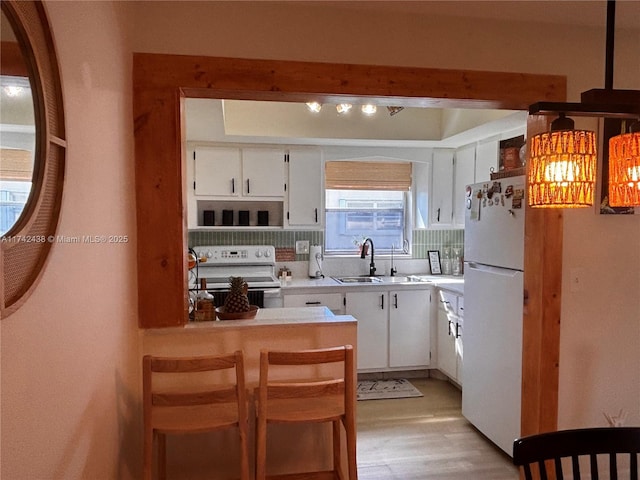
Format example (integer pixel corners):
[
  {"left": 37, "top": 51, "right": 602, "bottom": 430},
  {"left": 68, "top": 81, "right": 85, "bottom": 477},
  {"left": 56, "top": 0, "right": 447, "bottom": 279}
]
[{"left": 192, "top": 245, "right": 276, "bottom": 265}]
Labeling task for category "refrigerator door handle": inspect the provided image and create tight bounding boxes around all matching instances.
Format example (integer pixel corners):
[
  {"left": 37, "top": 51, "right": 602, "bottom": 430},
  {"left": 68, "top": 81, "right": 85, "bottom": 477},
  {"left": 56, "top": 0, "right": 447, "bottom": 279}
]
[{"left": 465, "top": 262, "right": 522, "bottom": 278}]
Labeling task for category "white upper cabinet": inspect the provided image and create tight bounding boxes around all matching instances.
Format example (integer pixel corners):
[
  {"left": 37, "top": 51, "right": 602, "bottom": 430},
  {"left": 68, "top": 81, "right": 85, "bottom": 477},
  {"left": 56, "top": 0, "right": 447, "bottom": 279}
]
[
  {"left": 429, "top": 150, "right": 455, "bottom": 228},
  {"left": 194, "top": 146, "right": 284, "bottom": 198},
  {"left": 453, "top": 145, "right": 476, "bottom": 227},
  {"left": 241, "top": 147, "right": 285, "bottom": 197},
  {"left": 286, "top": 147, "right": 323, "bottom": 227},
  {"left": 194, "top": 146, "right": 241, "bottom": 196}
]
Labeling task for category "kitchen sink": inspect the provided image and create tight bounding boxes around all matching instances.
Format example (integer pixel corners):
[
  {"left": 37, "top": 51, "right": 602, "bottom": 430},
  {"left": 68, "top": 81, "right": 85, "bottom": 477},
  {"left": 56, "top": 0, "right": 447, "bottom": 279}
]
[
  {"left": 333, "top": 275, "right": 433, "bottom": 284},
  {"left": 334, "top": 276, "right": 383, "bottom": 283}
]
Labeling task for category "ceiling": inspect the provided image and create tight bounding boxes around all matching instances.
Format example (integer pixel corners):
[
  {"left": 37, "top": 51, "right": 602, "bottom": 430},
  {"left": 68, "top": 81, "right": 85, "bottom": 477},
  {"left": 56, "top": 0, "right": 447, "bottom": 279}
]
[{"left": 185, "top": 98, "right": 527, "bottom": 149}]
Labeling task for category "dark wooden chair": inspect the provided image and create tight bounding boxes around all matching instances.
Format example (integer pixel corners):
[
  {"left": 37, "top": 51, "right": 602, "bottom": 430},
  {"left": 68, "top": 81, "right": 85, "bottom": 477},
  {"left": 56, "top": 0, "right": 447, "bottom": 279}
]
[{"left": 513, "top": 427, "right": 640, "bottom": 480}]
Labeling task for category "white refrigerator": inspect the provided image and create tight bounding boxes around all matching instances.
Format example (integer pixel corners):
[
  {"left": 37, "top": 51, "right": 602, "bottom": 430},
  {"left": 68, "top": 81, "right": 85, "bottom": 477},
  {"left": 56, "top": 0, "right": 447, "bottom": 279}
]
[{"left": 462, "top": 175, "right": 525, "bottom": 456}]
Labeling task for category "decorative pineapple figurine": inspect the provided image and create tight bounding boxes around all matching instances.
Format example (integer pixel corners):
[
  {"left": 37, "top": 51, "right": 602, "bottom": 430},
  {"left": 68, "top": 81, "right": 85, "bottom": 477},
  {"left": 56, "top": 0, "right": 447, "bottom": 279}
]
[{"left": 223, "top": 276, "right": 250, "bottom": 313}]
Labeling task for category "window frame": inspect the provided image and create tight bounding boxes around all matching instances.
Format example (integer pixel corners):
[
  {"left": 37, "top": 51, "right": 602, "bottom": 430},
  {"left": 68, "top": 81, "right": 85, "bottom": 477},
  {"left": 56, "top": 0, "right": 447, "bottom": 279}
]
[{"left": 324, "top": 187, "right": 412, "bottom": 257}]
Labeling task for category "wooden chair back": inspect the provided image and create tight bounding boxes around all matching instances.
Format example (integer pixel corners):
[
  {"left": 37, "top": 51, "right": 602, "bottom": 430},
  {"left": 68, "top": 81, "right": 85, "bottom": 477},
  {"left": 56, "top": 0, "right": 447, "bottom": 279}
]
[
  {"left": 513, "top": 427, "right": 640, "bottom": 480},
  {"left": 258, "top": 345, "right": 355, "bottom": 406},
  {"left": 255, "top": 345, "right": 357, "bottom": 479},
  {"left": 143, "top": 350, "right": 249, "bottom": 480}
]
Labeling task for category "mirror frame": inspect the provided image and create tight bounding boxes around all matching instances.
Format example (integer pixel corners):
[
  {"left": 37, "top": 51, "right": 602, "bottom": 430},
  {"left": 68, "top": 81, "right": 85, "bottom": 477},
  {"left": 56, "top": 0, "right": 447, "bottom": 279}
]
[{"left": 1, "top": 0, "right": 66, "bottom": 317}]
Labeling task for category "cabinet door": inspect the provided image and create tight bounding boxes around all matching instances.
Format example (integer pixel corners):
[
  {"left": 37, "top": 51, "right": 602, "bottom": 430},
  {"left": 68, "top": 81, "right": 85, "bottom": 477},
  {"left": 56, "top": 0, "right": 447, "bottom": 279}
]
[
  {"left": 194, "top": 146, "right": 241, "bottom": 196},
  {"left": 475, "top": 140, "right": 499, "bottom": 183},
  {"left": 389, "top": 289, "right": 431, "bottom": 368},
  {"left": 283, "top": 292, "right": 344, "bottom": 315},
  {"left": 453, "top": 145, "right": 476, "bottom": 227},
  {"left": 241, "top": 148, "right": 284, "bottom": 197},
  {"left": 287, "top": 148, "right": 322, "bottom": 226},
  {"left": 430, "top": 150, "right": 454, "bottom": 227},
  {"left": 437, "top": 307, "right": 458, "bottom": 380},
  {"left": 346, "top": 291, "right": 388, "bottom": 371}
]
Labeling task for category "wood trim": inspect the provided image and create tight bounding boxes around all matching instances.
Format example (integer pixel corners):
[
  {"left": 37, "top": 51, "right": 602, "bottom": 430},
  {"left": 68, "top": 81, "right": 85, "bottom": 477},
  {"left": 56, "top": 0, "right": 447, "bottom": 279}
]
[
  {"left": 134, "top": 53, "right": 565, "bottom": 111},
  {"left": 133, "top": 53, "right": 565, "bottom": 441},
  {"left": 521, "top": 114, "right": 562, "bottom": 440}
]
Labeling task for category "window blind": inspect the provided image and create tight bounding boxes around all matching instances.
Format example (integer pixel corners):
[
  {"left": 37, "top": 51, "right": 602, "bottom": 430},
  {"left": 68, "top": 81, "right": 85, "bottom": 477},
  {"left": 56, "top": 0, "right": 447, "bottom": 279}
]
[{"left": 325, "top": 161, "right": 412, "bottom": 191}]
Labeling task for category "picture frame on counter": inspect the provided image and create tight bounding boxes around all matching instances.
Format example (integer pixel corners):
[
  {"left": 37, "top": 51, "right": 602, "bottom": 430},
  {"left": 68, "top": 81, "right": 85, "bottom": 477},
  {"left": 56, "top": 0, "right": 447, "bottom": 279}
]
[{"left": 428, "top": 250, "right": 442, "bottom": 275}]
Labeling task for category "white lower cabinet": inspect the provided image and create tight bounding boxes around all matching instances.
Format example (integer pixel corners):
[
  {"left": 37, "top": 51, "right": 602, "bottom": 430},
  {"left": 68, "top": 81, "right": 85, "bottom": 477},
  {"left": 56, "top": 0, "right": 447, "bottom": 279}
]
[
  {"left": 283, "top": 292, "right": 345, "bottom": 315},
  {"left": 436, "top": 289, "right": 463, "bottom": 384},
  {"left": 346, "top": 291, "right": 389, "bottom": 371},
  {"left": 389, "top": 290, "right": 431, "bottom": 368},
  {"left": 346, "top": 289, "right": 432, "bottom": 372}
]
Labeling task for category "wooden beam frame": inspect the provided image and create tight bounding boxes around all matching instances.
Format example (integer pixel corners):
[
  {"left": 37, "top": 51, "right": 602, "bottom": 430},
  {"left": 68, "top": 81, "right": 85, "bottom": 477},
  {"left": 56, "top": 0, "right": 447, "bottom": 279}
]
[{"left": 133, "top": 53, "right": 566, "bottom": 438}]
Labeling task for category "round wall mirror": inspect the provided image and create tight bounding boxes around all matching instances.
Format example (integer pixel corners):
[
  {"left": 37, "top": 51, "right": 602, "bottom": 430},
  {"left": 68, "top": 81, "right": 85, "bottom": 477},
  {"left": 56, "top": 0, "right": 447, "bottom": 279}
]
[{"left": 0, "top": 1, "right": 66, "bottom": 316}]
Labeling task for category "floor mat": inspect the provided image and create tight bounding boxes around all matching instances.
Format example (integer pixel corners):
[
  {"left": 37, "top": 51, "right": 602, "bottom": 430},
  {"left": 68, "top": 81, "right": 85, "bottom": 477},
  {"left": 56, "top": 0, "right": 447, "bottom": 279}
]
[{"left": 357, "top": 378, "right": 424, "bottom": 401}]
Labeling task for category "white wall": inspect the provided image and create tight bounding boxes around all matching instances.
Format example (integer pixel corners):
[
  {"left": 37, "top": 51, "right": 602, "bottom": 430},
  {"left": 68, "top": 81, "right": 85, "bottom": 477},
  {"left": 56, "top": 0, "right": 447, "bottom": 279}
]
[{"left": 1, "top": 1, "right": 139, "bottom": 478}]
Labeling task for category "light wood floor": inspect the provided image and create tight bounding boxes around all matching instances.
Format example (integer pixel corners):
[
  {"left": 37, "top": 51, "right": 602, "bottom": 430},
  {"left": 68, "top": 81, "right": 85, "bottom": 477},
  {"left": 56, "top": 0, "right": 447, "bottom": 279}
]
[{"left": 356, "top": 377, "right": 520, "bottom": 479}]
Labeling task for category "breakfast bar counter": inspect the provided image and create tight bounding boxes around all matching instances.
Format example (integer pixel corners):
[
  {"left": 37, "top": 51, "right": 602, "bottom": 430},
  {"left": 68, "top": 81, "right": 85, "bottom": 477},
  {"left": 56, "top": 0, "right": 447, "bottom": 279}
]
[{"left": 140, "top": 307, "right": 357, "bottom": 479}]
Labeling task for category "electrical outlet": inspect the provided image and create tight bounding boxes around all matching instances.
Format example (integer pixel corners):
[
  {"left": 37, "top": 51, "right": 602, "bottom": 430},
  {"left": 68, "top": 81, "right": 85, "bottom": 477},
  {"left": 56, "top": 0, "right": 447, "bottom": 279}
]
[{"left": 295, "top": 240, "right": 310, "bottom": 254}]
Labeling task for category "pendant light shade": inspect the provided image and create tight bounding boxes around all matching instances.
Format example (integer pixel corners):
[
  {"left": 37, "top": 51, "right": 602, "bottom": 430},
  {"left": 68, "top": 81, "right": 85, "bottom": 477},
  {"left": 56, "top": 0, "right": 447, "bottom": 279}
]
[
  {"left": 528, "top": 114, "right": 597, "bottom": 208},
  {"left": 608, "top": 122, "right": 640, "bottom": 207}
]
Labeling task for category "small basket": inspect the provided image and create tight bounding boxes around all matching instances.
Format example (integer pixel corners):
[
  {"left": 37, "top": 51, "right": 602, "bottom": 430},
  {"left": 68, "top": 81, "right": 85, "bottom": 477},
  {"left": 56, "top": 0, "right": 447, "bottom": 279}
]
[{"left": 215, "top": 305, "right": 259, "bottom": 320}]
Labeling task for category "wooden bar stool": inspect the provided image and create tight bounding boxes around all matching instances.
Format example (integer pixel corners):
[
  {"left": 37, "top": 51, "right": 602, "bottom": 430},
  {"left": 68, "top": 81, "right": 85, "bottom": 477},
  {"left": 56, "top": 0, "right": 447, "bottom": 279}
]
[
  {"left": 142, "top": 351, "right": 250, "bottom": 480},
  {"left": 255, "top": 345, "right": 357, "bottom": 480}
]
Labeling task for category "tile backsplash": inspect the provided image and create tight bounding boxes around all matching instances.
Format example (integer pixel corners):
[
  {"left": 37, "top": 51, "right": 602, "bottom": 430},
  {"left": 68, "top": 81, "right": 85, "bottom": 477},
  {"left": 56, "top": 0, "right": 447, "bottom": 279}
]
[{"left": 188, "top": 229, "right": 463, "bottom": 261}]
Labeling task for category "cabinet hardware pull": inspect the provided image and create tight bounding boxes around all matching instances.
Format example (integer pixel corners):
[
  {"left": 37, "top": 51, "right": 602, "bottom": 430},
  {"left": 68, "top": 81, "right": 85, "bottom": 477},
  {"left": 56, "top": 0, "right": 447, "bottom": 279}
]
[
  {"left": 448, "top": 319, "right": 453, "bottom": 336},
  {"left": 232, "top": 178, "right": 235, "bottom": 194},
  {"left": 305, "top": 301, "right": 321, "bottom": 305},
  {"left": 437, "top": 207, "right": 441, "bottom": 222},
  {"left": 394, "top": 293, "right": 398, "bottom": 309},
  {"left": 247, "top": 178, "right": 250, "bottom": 194},
  {"left": 381, "top": 294, "right": 384, "bottom": 309},
  {"left": 455, "top": 323, "right": 461, "bottom": 338},
  {"left": 314, "top": 208, "right": 318, "bottom": 223}
]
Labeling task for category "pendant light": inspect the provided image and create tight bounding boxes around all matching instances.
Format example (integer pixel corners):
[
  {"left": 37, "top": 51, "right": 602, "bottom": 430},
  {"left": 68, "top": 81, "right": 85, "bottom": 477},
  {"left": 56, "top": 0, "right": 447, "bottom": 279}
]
[
  {"left": 528, "top": 0, "right": 640, "bottom": 208},
  {"left": 528, "top": 113, "right": 597, "bottom": 208},
  {"left": 609, "top": 120, "right": 640, "bottom": 206}
]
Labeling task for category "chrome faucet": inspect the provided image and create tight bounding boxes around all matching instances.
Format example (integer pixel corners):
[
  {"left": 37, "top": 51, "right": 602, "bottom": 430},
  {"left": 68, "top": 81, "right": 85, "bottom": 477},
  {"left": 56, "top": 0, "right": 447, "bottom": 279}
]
[{"left": 360, "top": 238, "right": 376, "bottom": 276}]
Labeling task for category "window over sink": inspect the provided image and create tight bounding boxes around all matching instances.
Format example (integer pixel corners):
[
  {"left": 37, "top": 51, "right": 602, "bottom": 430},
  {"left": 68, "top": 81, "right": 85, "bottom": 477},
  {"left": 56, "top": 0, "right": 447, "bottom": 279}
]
[{"left": 324, "top": 160, "right": 411, "bottom": 255}]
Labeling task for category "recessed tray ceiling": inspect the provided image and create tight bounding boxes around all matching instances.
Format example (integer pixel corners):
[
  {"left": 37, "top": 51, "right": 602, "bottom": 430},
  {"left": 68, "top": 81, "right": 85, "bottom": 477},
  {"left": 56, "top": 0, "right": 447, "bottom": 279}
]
[{"left": 185, "top": 98, "right": 527, "bottom": 148}]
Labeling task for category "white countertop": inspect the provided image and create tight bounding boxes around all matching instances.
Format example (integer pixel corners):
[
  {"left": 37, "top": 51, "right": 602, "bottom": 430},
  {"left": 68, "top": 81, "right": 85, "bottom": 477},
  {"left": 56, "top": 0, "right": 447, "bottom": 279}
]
[
  {"left": 181, "top": 306, "right": 356, "bottom": 330},
  {"left": 281, "top": 275, "right": 464, "bottom": 295}
]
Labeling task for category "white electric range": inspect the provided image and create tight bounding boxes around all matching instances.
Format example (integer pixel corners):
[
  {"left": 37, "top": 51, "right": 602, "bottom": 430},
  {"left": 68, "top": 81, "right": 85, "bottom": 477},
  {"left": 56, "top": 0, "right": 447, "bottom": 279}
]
[{"left": 189, "top": 245, "right": 283, "bottom": 309}]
